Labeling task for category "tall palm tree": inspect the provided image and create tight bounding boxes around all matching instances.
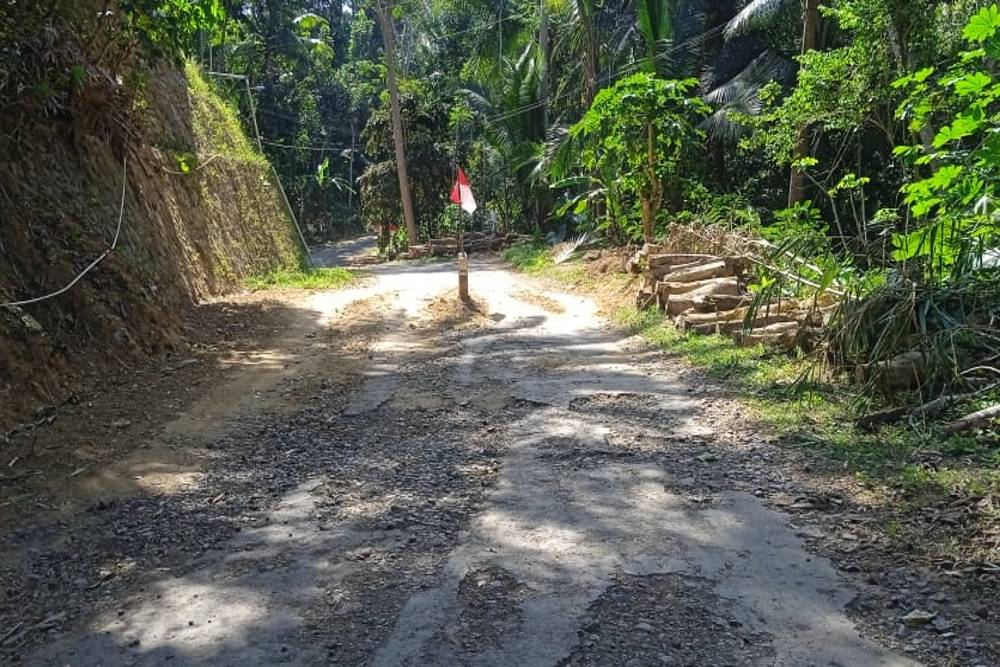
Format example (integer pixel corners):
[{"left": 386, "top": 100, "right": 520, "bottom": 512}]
[
  {"left": 463, "top": 43, "right": 549, "bottom": 226},
  {"left": 700, "top": 0, "right": 799, "bottom": 137},
  {"left": 572, "top": 0, "right": 600, "bottom": 106},
  {"left": 724, "top": 0, "right": 797, "bottom": 39}
]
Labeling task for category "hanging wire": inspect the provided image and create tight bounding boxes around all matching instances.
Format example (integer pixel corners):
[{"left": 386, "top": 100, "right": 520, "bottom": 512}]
[
  {"left": 260, "top": 139, "right": 354, "bottom": 153},
  {"left": 1, "top": 155, "right": 129, "bottom": 309}
]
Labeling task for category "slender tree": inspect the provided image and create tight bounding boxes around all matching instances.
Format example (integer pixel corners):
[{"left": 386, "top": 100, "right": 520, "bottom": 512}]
[
  {"left": 376, "top": 0, "right": 419, "bottom": 244},
  {"left": 539, "top": 0, "right": 550, "bottom": 128},
  {"left": 787, "top": 0, "right": 819, "bottom": 207}
]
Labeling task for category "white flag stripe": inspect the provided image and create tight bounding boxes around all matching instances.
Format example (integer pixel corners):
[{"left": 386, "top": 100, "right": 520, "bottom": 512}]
[{"left": 459, "top": 183, "right": 477, "bottom": 214}]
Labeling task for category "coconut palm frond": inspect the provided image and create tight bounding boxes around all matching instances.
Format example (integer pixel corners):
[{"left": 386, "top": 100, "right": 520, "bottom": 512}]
[
  {"left": 704, "top": 50, "right": 794, "bottom": 105},
  {"left": 554, "top": 233, "right": 594, "bottom": 264},
  {"left": 725, "top": 0, "right": 794, "bottom": 40},
  {"left": 700, "top": 99, "right": 758, "bottom": 143}
]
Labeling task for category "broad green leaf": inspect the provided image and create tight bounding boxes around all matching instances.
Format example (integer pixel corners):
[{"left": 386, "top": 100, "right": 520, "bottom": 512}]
[
  {"left": 293, "top": 13, "right": 328, "bottom": 33},
  {"left": 963, "top": 6, "right": 1000, "bottom": 43},
  {"left": 933, "top": 116, "right": 982, "bottom": 147},
  {"left": 928, "top": 165, "right": 964, "bottom": 189},
  {"left": 953, "top": 71, "right": 992, "bottom": 96}
]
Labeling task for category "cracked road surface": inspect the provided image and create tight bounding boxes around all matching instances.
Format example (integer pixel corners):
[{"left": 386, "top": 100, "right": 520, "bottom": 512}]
[{"left": 6, "top": 251, "right": 918, "bottom": 666}]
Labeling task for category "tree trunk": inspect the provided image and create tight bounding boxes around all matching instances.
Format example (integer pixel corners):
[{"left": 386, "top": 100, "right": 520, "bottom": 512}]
[
  {"left": 642, "top": 121, "right": 660, "bottom": 244},
  {"left": 377, "top": 1, "right": 418, "bottom": 246},
  {"left": 583, "top": 24, "right": 597, "bottom": 106},
  {"left": 885, "top": 7, "right": 935, "bottom": 152},
  {"left": 329, "top": 0, "right": 345, "bottom": 64},
  {"left": 539, "top": 0, "right": 550, "bottom": 128},
  {"left": 575, "top": 0, "right": 598, "bottom": 107},
  {"left": 347, "top": 117, "right": 355, "bottom": 211},
  {"left": 787, "top": 0, "right": 820, "bottom": 208}
]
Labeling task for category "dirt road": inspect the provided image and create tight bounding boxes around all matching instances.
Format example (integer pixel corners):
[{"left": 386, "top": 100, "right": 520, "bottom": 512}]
[{"left": 0, "top": 246, "right": 943, "bottom": 665}]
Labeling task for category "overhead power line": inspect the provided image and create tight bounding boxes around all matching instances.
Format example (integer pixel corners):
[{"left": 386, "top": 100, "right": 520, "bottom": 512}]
[
  {"left": 481, "top": 21, "right": 728, "bottom": 126},
  {"left": 260, "top": 139, "right": 355, "bottom": 153}
]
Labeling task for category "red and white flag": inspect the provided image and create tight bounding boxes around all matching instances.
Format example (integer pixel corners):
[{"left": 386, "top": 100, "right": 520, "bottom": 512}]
[{"left": 450, "top": 167, "right": 477, "bottom": 214}]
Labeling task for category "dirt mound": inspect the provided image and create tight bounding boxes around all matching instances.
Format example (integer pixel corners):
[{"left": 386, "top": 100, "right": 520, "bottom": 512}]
[
  {"left": 418, "top": 291, "right": 493, "bottom": 330},
  {"left": 0, "top": 63, "right": 302, "bottom": 430},
  {"left": 513, "top": 288, "right": 565, "bottom": 313}
]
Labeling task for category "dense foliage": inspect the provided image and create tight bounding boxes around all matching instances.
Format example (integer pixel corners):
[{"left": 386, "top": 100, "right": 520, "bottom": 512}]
[{"left": 561, "top": 74, "right": 708, "bottom": 243}]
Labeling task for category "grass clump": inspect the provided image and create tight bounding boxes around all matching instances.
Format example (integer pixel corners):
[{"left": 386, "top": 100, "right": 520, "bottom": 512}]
[
  {"left": 501, "top": 242, "right": 618, "bottom": 291},
  {"left": 502, "top": 243, "right": 553, "bottom": 274},
  {"left": 245, "top": 266, "right": 357, "bottom": 290},
  {"left": 615, "top": 307, "right": 801, "bottom": 387}
]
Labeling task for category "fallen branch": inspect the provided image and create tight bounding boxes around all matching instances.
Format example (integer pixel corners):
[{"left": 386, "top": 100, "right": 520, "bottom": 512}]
[
  {"left": 944, "top": 403, "right": 1000, "bottom": 434},
  {"left": 856, "top": 382, "right": 1000, "bottom": 431}
]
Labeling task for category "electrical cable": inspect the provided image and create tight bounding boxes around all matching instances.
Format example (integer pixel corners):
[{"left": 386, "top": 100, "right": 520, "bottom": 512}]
[
  {"left": 260, "top": 139, "right": 354, "bottom": 152},
  {"left": 1, "top": 155, "right": 129, "bottom": 309}
]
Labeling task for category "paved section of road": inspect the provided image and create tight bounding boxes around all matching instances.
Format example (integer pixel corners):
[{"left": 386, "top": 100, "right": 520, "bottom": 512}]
[{"left": 310, "top": 234, "right": 377, "bottom": 266}]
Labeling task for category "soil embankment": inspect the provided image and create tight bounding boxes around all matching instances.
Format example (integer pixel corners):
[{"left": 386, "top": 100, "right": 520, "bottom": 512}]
[{"left": 1, "top": 62, "right": 302, "bottom": 429}]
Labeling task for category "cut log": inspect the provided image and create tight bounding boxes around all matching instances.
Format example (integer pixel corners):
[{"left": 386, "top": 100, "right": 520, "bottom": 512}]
[
  {"left": 416, "top": 234, "right": 514, "bottom": 257},
  {"left": 732, "top": 321, "right": 801, "bottom": 348},
  {"left": 715, "top": 311, "right": 805, "bottom": 335},
  {"left": 650, "top": 255, "right": 749, "bottom": 279},
  {"left": 650, "top": 260, "right": 714, "bottom": 279},
  {"left": 659, "top": 260, "right": 729, "bottom": 284},
  {"left": 679, "top": 307, "right": 750, "bottom": 326},
  {"left": 677, "top": 300, "right": 802, "bottom": 327},
  {"left": 656, "top": 276, "right": 739, "bottom": 298},
  {"left": 680, "top": 310, "right": 805, "bottom": 335},
  {"left": 662, "top": 284, "right": 731, "bottom": 315},
  {"left": 664, "top": 293, "right": 749, "bottom": 315},
  {"left": 648, "top": 253, "right": 717, "bottom": 269},
  {"left": 855, "top": 350, "right": 924, "bottom": 392}
]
